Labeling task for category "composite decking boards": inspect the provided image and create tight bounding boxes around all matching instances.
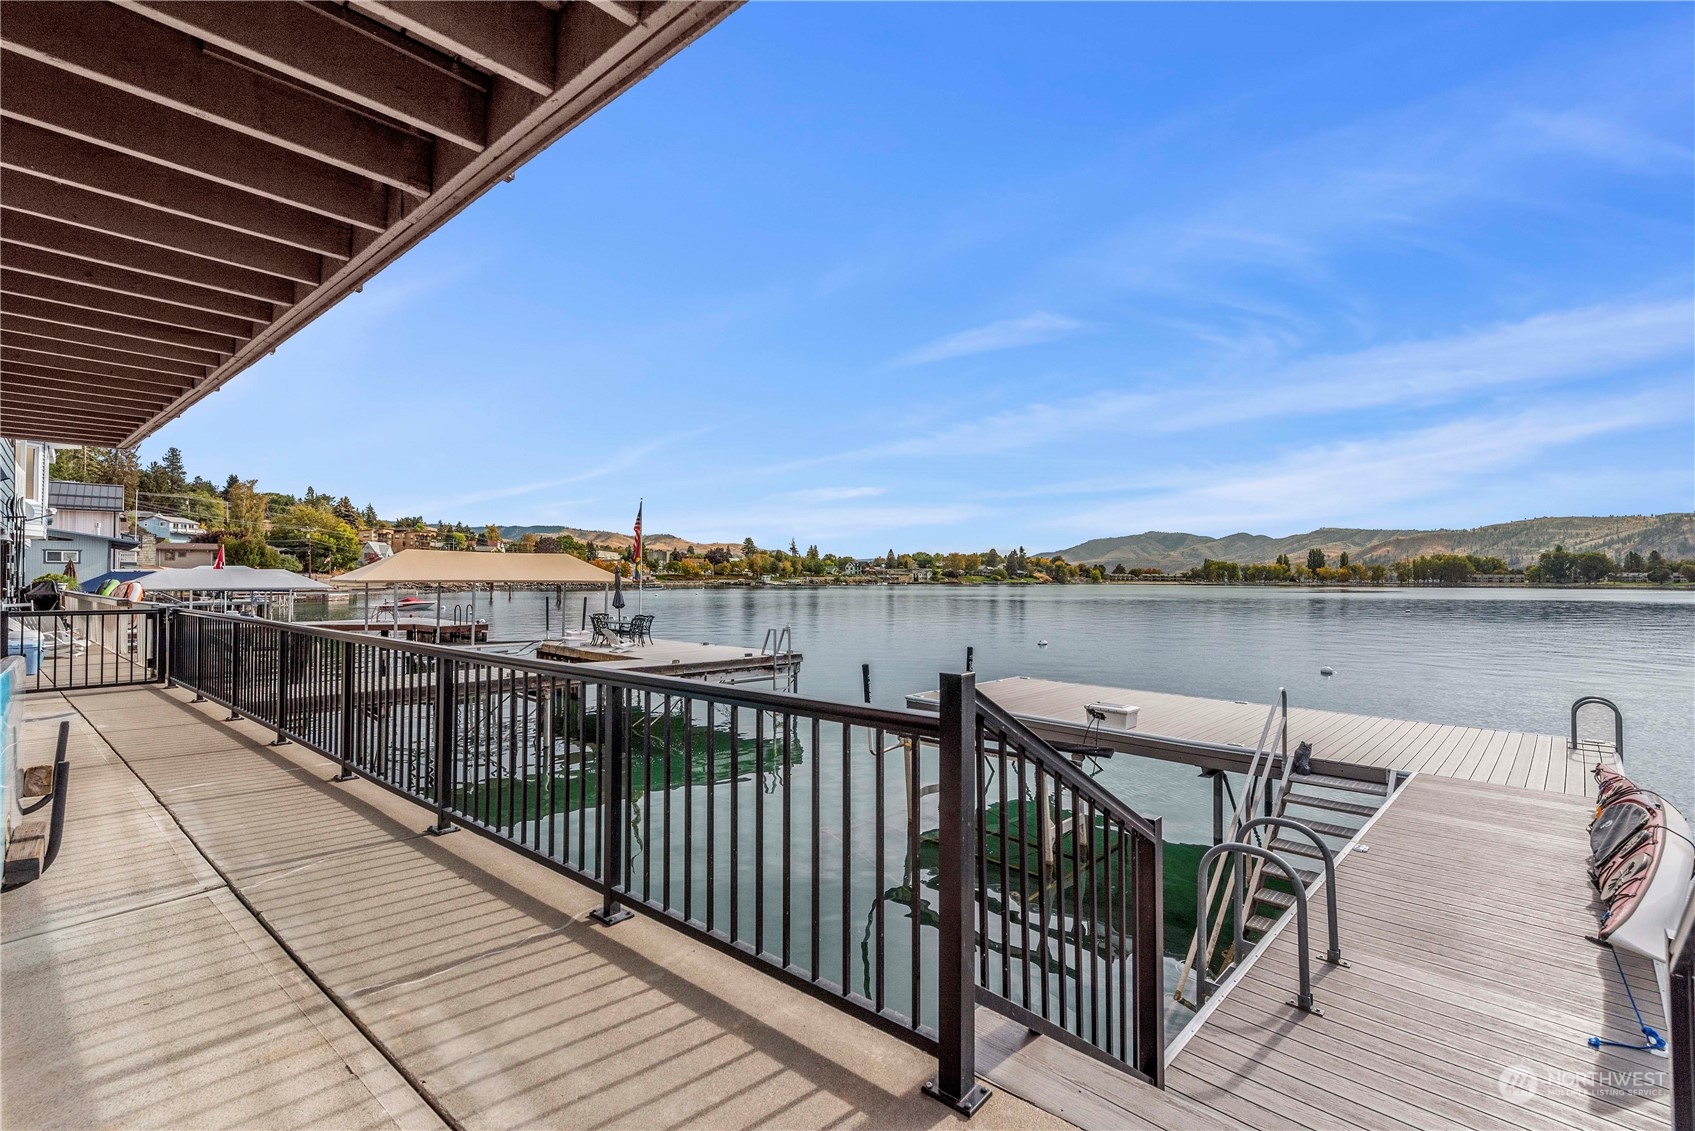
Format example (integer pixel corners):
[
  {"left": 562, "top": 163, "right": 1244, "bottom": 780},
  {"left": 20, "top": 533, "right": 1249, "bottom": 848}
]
[
  {"left": 979, "top": 775, "right": 1672, "bottom": 1130},
  {"left": 909, "top": 677, "right": 1609, "bottom": 797}
]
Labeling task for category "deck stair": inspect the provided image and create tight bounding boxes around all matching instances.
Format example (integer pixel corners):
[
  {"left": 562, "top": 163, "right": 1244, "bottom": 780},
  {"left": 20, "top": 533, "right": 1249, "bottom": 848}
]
[{"left": 1238, "top": 770, "right": 1392, "bottom": 938}]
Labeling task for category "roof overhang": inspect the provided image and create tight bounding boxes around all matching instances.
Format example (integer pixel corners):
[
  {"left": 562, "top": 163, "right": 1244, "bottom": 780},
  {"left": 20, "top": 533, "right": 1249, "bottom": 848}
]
[{"left": 1, "top": 0, "right": 740, "bottom": 447}]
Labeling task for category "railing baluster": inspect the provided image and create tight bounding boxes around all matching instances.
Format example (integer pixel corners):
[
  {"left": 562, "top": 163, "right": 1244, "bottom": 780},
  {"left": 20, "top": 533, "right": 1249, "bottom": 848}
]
[{"left": 591, "top": 685, "right": 631, "bottom": 926}]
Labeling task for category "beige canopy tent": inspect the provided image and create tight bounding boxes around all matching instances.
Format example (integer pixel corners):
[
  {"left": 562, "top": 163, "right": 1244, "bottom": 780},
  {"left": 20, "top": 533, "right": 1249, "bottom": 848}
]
[
  {"left": 330, "top": 548, "right": 618, "bottom": 638},
  {"left": 332, "top": 549, "right": 615, "bottom": 587}
]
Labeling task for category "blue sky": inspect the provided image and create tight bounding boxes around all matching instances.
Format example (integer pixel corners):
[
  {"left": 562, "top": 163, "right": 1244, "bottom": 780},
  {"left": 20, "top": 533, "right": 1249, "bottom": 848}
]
[{"left": 144, "top": 2, "right": 1694, "bottom": 554}]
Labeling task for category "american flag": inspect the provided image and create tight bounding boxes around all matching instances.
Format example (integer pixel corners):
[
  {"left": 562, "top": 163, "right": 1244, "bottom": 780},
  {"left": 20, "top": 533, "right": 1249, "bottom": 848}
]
[{"left": 633, "top": 501, "right": 643, "bottom": 568}]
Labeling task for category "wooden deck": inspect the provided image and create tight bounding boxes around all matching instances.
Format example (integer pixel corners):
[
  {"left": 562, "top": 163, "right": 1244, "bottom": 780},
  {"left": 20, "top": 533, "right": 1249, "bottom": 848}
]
[
  {"left": 980, "top": 774, "right": 1673, "bottom": 1130},
  {"left": 908, "top": 677, "right": 1608, "bottom": 797}
]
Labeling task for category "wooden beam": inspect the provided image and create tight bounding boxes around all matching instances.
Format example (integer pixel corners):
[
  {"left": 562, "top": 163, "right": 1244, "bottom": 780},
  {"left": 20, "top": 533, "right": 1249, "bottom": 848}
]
[
  {"left": 1, "top": 347, "right": 199, "bottom": 389},
  {"left": 121, "top": 1, "right": 489, "bottom": 150},
  {"left": 2, "top": 171, "right": 323, "bottom": 285},
  {"left": 0, "top": 313, "right": 224, "bottom": 368},
  {"left": 3, "top": 368, "right": 186, "bottom": 407},
  {"left": 1, "top": 210, "right": 298, "bottom": 305},
  {"left": 0, "top": 244, "right": 277, "bottom": 324},
  {"left": 2, "top": 331, "right": 208, "bottom": 380},
  {"left": 585, "top": 1, "right": 642, "bottom": 29},
  {"left": 0, "top": 121, "right": 352, "bottom": 261},
  {"left": 0, "top": 388, "right": 159, "bottom": 427},
  {"left": 0, "top": 292, "right": 238, "bottom": 356},
  {"left": 0, "top": 52, "right": 391, "bottom": 231},
  {"left": 0, "top": 273, "right": 260, "bottom": 338},
  {"left": 0, "top": 395, "right": 145, "bottom": 433},
  {"left": 350, "top": 2, "right": 556, "bottom": 95},
  {"left": 0, "top": 1, "right": 433, "bottom": 196}
]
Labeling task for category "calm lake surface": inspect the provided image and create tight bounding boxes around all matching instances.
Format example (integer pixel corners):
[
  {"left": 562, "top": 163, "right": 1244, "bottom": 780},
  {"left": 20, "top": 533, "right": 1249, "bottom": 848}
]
[{"left": 332, "top": 583, "right": 1695, "bottom": 814}]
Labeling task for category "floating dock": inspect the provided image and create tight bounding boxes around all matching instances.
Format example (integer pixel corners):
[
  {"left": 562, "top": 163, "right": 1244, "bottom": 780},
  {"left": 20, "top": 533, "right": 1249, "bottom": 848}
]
[
  {"left": 907, "top": 676, "right": 1611, "bottom": 797},
  {"left": 536, "top": 635, "right": 802, "bottom": 687}
]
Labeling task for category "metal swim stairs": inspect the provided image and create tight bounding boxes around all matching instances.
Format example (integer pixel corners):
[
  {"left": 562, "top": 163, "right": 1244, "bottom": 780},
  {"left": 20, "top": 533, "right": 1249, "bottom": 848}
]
[{"left": 1240, "top": 768, "right": 1392, "bottom": 935}]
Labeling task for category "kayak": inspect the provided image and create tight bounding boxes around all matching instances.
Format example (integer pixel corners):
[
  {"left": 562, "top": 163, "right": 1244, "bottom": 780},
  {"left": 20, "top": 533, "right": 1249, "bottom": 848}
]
[{"left": 1589, "top": 764, "right": 1694, "bottom": 965}]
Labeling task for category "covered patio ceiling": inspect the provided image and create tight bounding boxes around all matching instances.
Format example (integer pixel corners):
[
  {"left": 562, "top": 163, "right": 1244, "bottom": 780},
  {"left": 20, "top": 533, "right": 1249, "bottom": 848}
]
[{"left": 0, "top": 0, "right": 738, "bottom": 447}]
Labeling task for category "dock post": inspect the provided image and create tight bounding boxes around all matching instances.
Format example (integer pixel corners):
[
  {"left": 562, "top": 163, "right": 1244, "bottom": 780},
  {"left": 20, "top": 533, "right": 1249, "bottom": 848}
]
[
  {"left": 591, "top": 684, "right": 633, "bottom": 925},
  {"left": 427, "top": 657, "right": 458, "bottom": 836},
  {"left": 924, "top": 671, "right": 990, "bottom": 1115},
  {"left": 1133, "top": 818, "right": 1166, "bottom": 1086},
  {"left": 862, "top": 663, "right": 871, "bottom": 705}
]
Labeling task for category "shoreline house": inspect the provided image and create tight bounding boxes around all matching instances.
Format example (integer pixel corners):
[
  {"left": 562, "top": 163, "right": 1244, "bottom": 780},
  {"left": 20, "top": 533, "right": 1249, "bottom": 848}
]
[
  {"left": 1, "top": 439, "right": 54, "bottom": 599},
  {"left": 135, "top": 511, "right": 207, "bottom": 543},
  {"left": 24, "top": 481, "right": 139, "bottom": 582}
]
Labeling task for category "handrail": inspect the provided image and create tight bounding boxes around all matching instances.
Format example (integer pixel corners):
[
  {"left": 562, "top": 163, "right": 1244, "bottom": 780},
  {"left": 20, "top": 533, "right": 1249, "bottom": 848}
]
[
  {"left": 1196, "top": 842, "right": 1319, "bottom": 1013},
  {"left": 975, "top": 688, "right": 1159, "bottom": 841},
  {"left": 1571, "top": 696, "right": 1624, "bottom": 764},
  {"left": 1236, "top": 817, "right": 1346, "bottom": 965},
  {"left": 1174, "top": 689, "right": 1287, "bottom": 1004},
  {"left": 173, "top": 609, "right": 937, "bottom": 735}
]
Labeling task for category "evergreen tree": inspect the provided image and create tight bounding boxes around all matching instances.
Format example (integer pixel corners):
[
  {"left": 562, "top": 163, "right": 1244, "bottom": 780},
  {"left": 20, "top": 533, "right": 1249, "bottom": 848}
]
[{"left": 1306, "top": 547, "right": 1327, "bottom": 571}]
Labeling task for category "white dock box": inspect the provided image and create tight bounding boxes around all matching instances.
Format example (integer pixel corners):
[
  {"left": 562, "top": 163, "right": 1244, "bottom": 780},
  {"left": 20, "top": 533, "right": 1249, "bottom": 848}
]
[{"left": 1088, "top": 702, "right": 1138, "bottom": 730}]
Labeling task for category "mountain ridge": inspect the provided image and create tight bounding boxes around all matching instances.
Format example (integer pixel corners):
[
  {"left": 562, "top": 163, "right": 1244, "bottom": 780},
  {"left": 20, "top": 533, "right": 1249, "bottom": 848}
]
[{"left": 1046, "top": 514, "right": 1695, "bottom": 571}]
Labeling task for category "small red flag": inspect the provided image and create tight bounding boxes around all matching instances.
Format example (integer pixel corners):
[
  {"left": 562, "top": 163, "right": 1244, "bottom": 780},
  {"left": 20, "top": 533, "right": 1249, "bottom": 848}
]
[{"left": 214, "top": 543, "right": 226, "bottom": 569}]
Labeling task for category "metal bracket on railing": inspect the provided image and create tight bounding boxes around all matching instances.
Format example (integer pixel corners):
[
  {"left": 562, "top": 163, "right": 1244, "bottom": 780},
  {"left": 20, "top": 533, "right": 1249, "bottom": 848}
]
[
  {"left": 1236, "top": 817, "right": 1346, "bottom": 967},
  {"left": 1195, "top": 842, "right": 1322, "bottom": 1014}
]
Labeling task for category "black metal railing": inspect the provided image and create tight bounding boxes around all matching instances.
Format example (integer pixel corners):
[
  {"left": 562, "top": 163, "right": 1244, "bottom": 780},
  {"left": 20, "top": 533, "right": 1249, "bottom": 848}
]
[
  {"left": 1, "top": 607, "right": 165, "bottom": 692},
  {"left": 1672, "top": 888, "right": 1694, "bottom": 1131},
  {"left": 159, "top": 612, "right": 1163, "bottom": 1106},
  {"left": 970, "top": 687, "right": 1166, "bottom": 1086}
]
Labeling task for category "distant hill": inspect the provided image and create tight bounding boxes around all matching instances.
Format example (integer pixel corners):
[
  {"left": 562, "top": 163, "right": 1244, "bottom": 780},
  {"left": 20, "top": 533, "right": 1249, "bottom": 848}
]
[
  {"left": 497, "top": 525, "right": 739, "bottom": 556},
  {"left": 1049, "top": 515, "right": 1695, "bottom": 571}
]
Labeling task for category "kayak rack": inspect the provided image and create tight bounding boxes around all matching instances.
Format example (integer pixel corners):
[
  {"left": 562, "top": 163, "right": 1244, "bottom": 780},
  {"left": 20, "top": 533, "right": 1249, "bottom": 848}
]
[{"left": 1571, "top": 696, "right": 1624, "bottom": 764}]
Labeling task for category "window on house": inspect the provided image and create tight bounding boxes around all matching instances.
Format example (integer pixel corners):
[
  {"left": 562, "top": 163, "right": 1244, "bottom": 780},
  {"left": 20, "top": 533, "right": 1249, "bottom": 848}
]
[{"left": 43, "top": 549, "right": 82, "bottom": 564}]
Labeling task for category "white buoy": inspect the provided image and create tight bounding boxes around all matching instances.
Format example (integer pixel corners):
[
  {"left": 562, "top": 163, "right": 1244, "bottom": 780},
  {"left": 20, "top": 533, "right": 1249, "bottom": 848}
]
[
  {"left": 1320, "top": 666, "right": 1335, "bottom": 676},
  {"left": 1037, "top": 640, "right": 1049, "bottom": 648}
]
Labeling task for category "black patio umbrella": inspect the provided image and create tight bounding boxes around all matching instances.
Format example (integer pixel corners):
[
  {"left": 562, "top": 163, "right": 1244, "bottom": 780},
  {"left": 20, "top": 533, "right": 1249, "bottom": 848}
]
[{"left": 611, "top": 568, "right": 625, "bottom": 621}]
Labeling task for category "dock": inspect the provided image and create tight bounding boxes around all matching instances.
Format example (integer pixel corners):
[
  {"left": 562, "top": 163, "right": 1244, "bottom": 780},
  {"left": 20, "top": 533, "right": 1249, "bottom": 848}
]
[
  {"left": 979, "top": 773, "right": 1671, "bottom": 1130},
  {"left": 537, "top": 636, "right": 802, "bottom": 687},
  {"left": 907, "top": 676, "right": 1610, "bottom": 797},
  {"left": 300, "top": 618, "right": 490, "bottom": 644}
]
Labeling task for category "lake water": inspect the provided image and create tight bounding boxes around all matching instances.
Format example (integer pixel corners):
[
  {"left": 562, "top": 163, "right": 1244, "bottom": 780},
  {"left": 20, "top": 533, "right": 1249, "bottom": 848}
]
[{"left": 326, "top": 583, "right": 1695, "bottom": 814}]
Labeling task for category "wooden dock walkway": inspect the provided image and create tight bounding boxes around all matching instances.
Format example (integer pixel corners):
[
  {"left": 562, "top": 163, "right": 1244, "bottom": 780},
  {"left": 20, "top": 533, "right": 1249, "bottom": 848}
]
[
  {"left": 980, "top": 774, "right": 1673, "bottom": 1130},
  {"left": 908, "top": 677, "right": 1609, "bottom": 798}
]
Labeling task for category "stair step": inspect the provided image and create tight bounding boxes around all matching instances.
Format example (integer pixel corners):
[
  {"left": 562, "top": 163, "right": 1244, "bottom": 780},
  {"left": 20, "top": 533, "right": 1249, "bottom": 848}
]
[
  {"left": 1284, "top": 793, "right": 1379, "bottom": 818},
  {"left": 1285, "top": 817, "right": 1360, "bottom": 840},
  {"left": 1271, "top": 837, "right": 1327, "bottom": 861},
  {"left": 1290, "top": 772, "right": 1388, "bottom": 795},
  {"left": 1245, "top": 914, "right": 1280, "bottom": 934},
  {"left": 1256, "top": 888, "right": 1296, "bottom": 910}
]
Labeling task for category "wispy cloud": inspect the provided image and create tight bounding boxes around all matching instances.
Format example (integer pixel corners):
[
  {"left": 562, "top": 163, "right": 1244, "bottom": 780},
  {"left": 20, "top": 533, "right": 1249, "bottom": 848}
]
[
  {"left": 895, "top": 312, "right": 1083, "bottom": 366},
  {"left": 1050, "top": 387, "right": 1680, "bottom": 535},
  {"left": 1159, "top": 298, "right": 1693, "bottom": 431},
  {"left": 783, "top": 486, "right": 886, "bottom": 502},
  {"left": 411, "top": 433, "right": 704, "bottom": 515}
]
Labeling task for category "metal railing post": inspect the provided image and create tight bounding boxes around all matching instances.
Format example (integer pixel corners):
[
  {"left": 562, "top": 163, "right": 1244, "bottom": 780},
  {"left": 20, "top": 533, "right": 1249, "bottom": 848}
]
[
  {"left": 155, "top": 609, "right": 169, "bottom": 685},
  {"left": 1669, "top": 889, "right": 1694, "bottom": 1131},
  {"left": 270, "top": 628, "right": 290, "bottom": 745},
  {"left": 923, "top": 671, "right": 990, "bottom": 1115},
  {"left": 333, "top": 642, "right": 357, "bottom": 781},
  {"left": 225, "top": 622, "right": 243, "bottom": 721},
  {"left": 191, "top": 614, "right": 206, "bottom": 701},
  {"left": 1133, "top": 819, "right": 1165, "bottom": 1086},
  {"left": 591, "top": 684, "right": 633, "bottom": 925},
  {"left": 427, "top": 656, "right": 458, "bottom": 836}
]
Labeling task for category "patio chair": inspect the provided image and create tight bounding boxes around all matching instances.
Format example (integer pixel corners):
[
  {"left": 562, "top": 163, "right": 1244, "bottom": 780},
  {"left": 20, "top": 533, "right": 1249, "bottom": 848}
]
[
  {"left": 620, "top": 614, "right": 655, "bottom": 645},
  {"left": 590, "top": 612, "right": 619, "bottom": 647}
]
